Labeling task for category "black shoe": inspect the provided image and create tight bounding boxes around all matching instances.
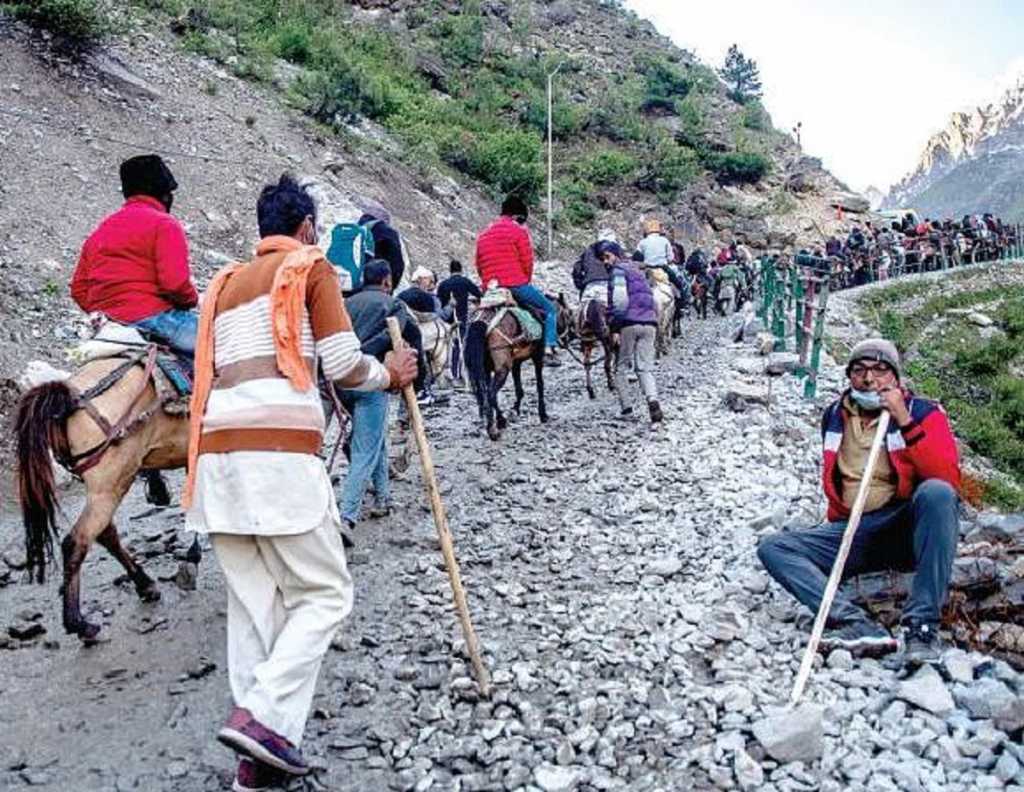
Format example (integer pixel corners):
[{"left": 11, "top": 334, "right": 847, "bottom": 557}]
[
  {"left": 647, "top": 400, "right": 663, "bottom": 424},
  {"left": 618, "top": 407, "right": 634, "bottom": 421},
  {"left": 902, "top": 621, "right": 941, "bottom": 667},
  {"left": 819, "top": 620, "right": 898, "bottom": 658}
]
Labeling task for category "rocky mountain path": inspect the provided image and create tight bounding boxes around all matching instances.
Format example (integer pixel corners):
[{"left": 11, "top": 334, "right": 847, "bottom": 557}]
[{"left": 1, "top": 312, "right": 1022, "bottom": 792}]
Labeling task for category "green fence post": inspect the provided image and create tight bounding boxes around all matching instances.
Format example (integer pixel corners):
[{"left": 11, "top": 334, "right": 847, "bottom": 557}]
[{"left": 804, "top": 279, "right": 830, "bottom": 399}]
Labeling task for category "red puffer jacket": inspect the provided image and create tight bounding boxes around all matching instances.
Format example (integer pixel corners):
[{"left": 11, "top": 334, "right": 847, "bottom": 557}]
[
  {"left": 71, "top": 196, "right": 198, "bottom": 323},
  {"left": 820, "top": 391, "right": 961, "bottom": 522},
  {"left": 475, "top": 216, "right": 534, "bottom": 288}
]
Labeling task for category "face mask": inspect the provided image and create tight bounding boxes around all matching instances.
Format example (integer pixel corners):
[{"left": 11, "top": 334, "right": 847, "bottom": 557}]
[{"left": 850, "top": 388, "right": 882, "bottom": 410}]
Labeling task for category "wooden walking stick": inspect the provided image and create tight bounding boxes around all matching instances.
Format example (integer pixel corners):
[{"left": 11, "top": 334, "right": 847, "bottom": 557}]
[
  {"left": 789, "top": 410, "right": 891, "bottom": 705},
  {"left": 385, "top": 317, "right": 492, "bottom": 697}
]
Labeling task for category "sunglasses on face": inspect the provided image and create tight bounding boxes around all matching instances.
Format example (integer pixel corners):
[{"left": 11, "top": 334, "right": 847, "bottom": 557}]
[{"left": 849, "top": 362, "right": 893, "bottom": 377}]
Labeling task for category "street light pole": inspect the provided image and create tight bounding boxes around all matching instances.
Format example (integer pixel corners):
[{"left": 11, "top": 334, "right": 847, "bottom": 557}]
[{"left": 547, "top": 63, "right": 563, "bottom": 260}]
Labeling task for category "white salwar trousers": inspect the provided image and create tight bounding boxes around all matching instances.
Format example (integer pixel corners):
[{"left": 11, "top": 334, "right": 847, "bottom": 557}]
[{"left": 210, "top": 516, "right": 352, "bottom": 745}]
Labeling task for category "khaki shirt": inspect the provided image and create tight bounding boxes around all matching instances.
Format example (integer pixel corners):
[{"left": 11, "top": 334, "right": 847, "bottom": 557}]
[{"left": 837, "top": 396, "right": 898, "bottom": 513}]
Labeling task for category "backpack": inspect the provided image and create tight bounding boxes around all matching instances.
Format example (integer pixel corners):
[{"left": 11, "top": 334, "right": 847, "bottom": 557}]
[{"left": 325, "top": 220, "right": 379, "bottom": 291}]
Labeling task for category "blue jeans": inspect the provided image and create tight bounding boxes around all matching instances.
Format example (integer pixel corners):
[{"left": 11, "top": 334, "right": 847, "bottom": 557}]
[
  {"left": 509, "top": 285, "right": 557, "bottom": 347},
  {"left": 133, "top": 309, "right": 198, "bottom": 356},
  {"left": 757, "top": 479, "right": 959, "bottom": 627},
  {"left": 338, "top": 390, "right": 389, "bottom": 524}
]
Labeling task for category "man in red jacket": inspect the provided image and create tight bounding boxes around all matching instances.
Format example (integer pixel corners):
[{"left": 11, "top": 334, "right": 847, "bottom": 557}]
[
  {"left": 758, "top": 339, "right": 960, "bottom": 666},
  {"left": 475, "top": 195, "right": 560, "bottom": 366},
  {"left": 71, "top": 155, "right": 199, "bottom": 355}
]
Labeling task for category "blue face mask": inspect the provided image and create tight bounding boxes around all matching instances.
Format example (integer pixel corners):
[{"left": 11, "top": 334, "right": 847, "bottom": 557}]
[{"left": 850, "top": 388, "right": 882, "bottom": 410}]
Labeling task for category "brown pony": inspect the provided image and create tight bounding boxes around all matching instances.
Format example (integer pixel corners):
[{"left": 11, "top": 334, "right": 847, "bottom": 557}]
[
  {"left": 16, "top": 356, "right": 188, "bottom": 642},
  {"left": 464, "top": 296, "right": 570, "bottom": 441}
]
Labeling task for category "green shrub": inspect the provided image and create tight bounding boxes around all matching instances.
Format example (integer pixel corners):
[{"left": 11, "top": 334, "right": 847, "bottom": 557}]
[
  {"left": 706, "top": 150, "right": 770, "bottom": 185},
  {"left": 640, "top": 56, "right": 691, "bottom": 111},
  {"left": 520, "top": 92, "right": 587, "bottom": 141},
  {"left": 741, "top": 101, "right": 769, "bottom": 131},
  {"left": 466, "top": 128, "right": 544, "bottom": 201},
  {"left": 435, "top": 0, "right": 485, "bottom": 67},
  {"left": 557, "top": 178, "right": 595, "bottom": 227},
  {"left": 270, "top": 19, "right": 313, "bottom": 64},
  {"left": 575, "top": 149, "right": 637, "bottom": 186},
  {"left": 673, "top": 94, "right": 705, "bottom": 149},
  {"left": 637, "top": 140, "right": 699, "bottom": 202},
  {"left": 4, "top": 0, "right": 109, "bottom": 41}
]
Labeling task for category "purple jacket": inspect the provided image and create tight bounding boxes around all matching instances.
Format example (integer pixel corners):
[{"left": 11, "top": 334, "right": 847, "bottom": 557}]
[{"left": 606, "top": 261, "right": 656, "bottom": 329}]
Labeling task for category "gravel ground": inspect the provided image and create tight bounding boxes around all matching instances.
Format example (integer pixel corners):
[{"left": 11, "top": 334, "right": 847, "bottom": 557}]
[{"left": 3, "top": 304, "right": 1023, "bottom": 792}]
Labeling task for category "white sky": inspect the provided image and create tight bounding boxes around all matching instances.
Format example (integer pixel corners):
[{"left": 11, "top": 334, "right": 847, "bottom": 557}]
[{"left": 625, "top": 0, "right": 1024, "bottom": 193}]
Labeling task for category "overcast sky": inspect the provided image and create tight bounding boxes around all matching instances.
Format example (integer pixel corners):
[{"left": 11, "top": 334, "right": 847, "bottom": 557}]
[{"left": 625, "top": 0, "right": 1024, "bottom": 193}]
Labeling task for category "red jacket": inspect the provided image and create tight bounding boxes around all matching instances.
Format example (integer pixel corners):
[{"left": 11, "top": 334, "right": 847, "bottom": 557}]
[
  {"left": 821, "top": 391, "right": 961, "bottom": 522},
  {"left": 71, "top": 196, "right": 198, "bottom": 323},
  {"left": 475, "top": 216, "right": 534, "bottom": 288}
]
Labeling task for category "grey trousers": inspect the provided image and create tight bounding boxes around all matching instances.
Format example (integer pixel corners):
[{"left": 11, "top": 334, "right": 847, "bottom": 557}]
[
  {"left": 616, "top": 324, "right": 658, "bottom": 410},
  {"left": 756, "top": 479, "right": 959, "bottom": 627}
]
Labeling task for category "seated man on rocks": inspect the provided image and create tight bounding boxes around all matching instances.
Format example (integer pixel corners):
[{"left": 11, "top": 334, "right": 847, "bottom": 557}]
[{"left": 757, "top": 339, "right": 961, "bottom": 666}]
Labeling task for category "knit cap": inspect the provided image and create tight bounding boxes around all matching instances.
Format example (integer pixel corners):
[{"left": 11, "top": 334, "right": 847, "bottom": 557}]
[{"left": 847, "top": 338, "right": 902, "bottom": 380}]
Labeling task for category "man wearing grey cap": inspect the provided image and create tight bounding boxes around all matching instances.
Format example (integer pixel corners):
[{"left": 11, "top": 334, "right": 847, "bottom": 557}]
[{"left": 758, "top": 338, "right": 962, "bottom": 665}]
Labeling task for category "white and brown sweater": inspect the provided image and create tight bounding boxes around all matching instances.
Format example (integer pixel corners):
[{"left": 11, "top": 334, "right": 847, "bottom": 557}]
[{"left": 199, "top": 236, "right": 389, "bottom": 458}]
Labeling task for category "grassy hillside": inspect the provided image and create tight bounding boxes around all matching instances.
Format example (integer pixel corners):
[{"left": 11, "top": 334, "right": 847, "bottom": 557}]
[
  {"left": 857, "top": 275, "right": 1024, "bottom": 509},
  {"left": 4, "top": 0, "right": 783, "bottom": 233}
]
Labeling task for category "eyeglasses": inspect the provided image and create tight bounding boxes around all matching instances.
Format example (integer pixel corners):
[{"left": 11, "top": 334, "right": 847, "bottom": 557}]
[{"left": 849, "top": 362, "right": 893, "bottom": 377}]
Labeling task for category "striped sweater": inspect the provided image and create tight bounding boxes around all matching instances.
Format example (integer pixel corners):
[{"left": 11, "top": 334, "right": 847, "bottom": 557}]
[{"left": 199, "top": 235, "right": 389, "bottom": 458}]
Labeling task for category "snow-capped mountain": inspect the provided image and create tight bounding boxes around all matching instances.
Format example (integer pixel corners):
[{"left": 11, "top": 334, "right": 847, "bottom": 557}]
[{"left": 883, "top": 75, "right": 1024, "bottom": 219}]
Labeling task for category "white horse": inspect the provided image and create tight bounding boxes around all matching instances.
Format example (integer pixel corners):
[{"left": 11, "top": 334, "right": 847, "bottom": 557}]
[{"left": 648, "top": 268, "right": 675, "bottom": 358}]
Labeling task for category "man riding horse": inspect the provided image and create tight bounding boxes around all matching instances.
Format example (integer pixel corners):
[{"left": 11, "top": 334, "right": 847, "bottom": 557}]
[
  {"left": 475, "top": 195, "right": 561, "bottom": 367},
  {"left": 71, "top": 155, "right": 199, "bottom": 357}
]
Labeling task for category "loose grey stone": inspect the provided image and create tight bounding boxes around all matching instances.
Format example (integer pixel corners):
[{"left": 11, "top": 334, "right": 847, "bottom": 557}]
[
  {"left": 751, "top": 704, "right": 824, "bottom": 763},
  {"left": 897, "top": 666, "right": 954, "bottom": 716}
]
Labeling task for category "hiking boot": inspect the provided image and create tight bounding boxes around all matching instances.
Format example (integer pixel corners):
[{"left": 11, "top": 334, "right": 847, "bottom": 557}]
[
  {"left": 544, "top": 348, "right": 562, "bottom": 367},
  {"left": 901, "top": 621, "right": 942, "bottom": 667},
  {"left": 819, "top": 619, "right": 898, "bottom": 658},
  {"left": 416, "top": 390, "right": 435, "bottom": 406},
  {"left": 339, "top": 520, "right": 356, "bottom": 549},
  {"left": 647, "top": 400, "right": 664, "bottom": 424},
  {"left": 217, "top": 707, "right": 309, "bottom": 776},
  {"left": 618, "top": 406, "right": 634, "bottom": 421},
  {"left": 369, "top": 504, "right": 391, "bottom": 519},
  {"left": 233, "top": 757, "right": 287, "bottom": 792}
]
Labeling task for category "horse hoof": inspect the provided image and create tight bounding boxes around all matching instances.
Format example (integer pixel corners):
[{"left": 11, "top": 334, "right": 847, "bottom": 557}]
[
  {"left": 487, "top": 428, "right": 501, "bottom": 441},
  {"left": 587, "top": 388, "right": 596, "bottom": 400},
  {"left": 79, "top": 621, "right": 103, "bottom": 643},
  {"left": 136, "top": 583, "right": 162, "bottom": 603}
]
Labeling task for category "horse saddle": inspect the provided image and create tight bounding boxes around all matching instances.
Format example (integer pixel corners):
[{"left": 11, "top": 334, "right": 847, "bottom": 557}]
[{"left": 66, "top": 323, "right": 192, "bottom": 408}]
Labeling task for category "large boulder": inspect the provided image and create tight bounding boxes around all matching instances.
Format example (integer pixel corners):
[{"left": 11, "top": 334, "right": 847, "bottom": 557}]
[
  {"left": 829, "top": 192, "right": 871, "bottom": 214},
  {"left": 752, "top": 705, "right": 824, "bottom": 763}
]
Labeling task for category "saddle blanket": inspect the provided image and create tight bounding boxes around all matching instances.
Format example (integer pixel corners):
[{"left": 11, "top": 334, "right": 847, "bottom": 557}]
[{"left": 481, "top": 306, "right": 543, "bottom": 343}]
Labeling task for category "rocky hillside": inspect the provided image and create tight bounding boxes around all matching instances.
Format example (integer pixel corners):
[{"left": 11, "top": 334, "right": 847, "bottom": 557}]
[
  {"left": 884, "top": 75, "right": 1024, "bottom": 220},
  {"left": 0, "top": 0, "right": 853, "bottom": 391}
]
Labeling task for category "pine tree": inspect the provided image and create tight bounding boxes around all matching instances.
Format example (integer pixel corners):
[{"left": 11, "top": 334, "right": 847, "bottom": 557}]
[{"left": 719, "top": 44, "right": 762, "bottom": 104}]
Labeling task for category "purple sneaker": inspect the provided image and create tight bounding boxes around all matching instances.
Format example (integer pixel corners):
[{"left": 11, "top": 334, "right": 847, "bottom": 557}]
[
  {"left": 217, "top": 707, "right": 309, "bottom": 776},
  {"left": 232, "top": 758, "right": 287, "bottom": 792}
]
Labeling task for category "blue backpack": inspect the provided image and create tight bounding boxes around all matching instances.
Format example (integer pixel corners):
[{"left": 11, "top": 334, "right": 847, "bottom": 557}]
[{"left": 325, "top": 220, "right": 378, "bottom": 291}]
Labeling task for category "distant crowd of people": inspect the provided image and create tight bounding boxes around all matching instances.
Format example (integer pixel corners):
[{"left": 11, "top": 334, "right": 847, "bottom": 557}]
[{"left": 803, "top": 212, "right": 1020, "bottom": 289}]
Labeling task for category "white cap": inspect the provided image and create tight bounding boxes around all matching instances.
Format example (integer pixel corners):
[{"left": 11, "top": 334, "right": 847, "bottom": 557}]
[{"left": 411, "top": 266, "right": 434, "bottom": 282}]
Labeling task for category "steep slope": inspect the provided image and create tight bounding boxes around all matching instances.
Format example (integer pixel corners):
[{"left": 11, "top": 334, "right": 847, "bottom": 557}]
[
  {"left": 884, "top": 75, "right": 1024, "bottom": 219},
  {"left": 0, "top": 0, "right": 851, "bottom": 393}
]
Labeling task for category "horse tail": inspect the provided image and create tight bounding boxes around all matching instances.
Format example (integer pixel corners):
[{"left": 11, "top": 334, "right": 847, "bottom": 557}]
[
  {"left": 15, "top": 381, "right": 75, "bottom": 583},
  {"left": 465, "top": 320, "right": 489, "bottom": 386}
]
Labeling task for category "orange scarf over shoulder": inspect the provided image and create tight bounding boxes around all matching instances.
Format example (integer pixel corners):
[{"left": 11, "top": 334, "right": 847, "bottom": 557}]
[{"left": 183, "top": 237, "right": 324, "bottom": 508}]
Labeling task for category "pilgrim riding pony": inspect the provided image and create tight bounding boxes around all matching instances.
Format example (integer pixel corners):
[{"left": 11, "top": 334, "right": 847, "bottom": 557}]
[{"left": 465, "top": 291, "right": 570, "bottom": 440}]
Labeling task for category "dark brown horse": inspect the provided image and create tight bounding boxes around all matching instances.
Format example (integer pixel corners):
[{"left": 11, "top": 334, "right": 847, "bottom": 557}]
[
  {"left": 16, "top": 356, "right": 189, "bottom": 642},
  {"left": 465, "top": 297, "right": 570, "bottom": 440}
]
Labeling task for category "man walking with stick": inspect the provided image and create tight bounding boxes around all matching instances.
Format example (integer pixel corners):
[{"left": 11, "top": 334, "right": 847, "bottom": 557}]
[
  {"left": 184, "top": 175, "right": 417, "bottom": 790},
  {"left": 758, "top": 339, "right": 961, "bottom": 667}
]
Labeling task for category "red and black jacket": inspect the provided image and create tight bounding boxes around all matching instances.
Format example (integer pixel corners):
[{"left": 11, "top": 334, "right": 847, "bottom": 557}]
[{"left": 820, "top": 391, "right": 961, "bottom": 522}]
